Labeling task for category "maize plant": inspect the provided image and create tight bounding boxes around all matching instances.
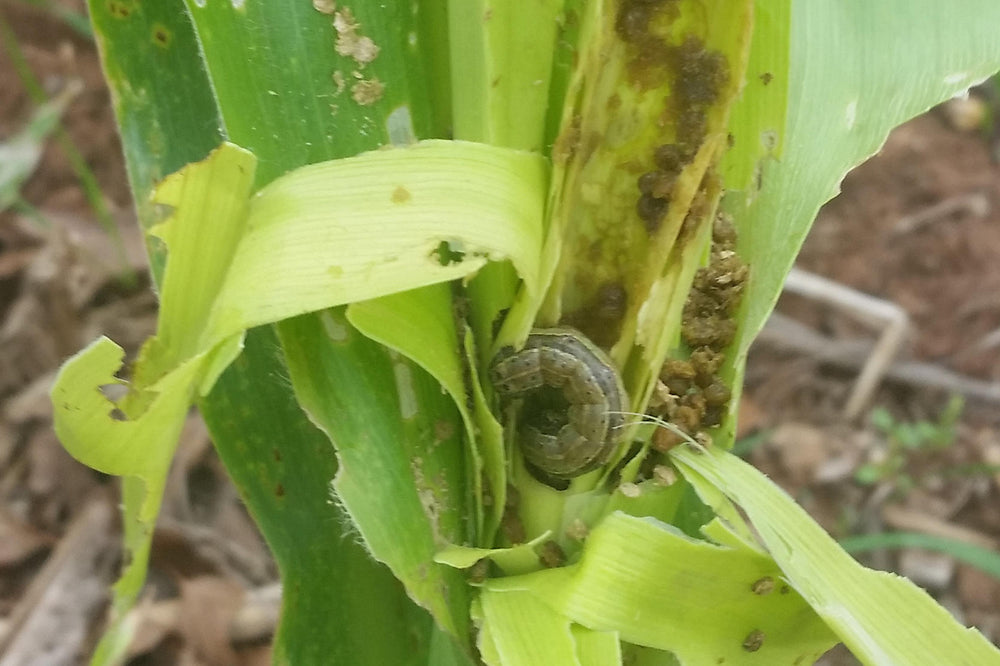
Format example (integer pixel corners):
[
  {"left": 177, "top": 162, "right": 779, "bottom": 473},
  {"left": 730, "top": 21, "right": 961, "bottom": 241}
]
[{"left": 52, "top": 0, "right": 1000, "bottom": 664}]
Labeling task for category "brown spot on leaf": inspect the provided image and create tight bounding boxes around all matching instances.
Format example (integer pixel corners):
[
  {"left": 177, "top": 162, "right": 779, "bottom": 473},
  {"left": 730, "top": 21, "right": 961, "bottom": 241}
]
[
  {"left": 351, "top": 78, "right": 384, "bottom": 105},
  {"left": 333, "top": 7, "right": 380, "bottom": 66},
  {"left": 391, "top": 185, "right": 411, "bottom": 204},
  {"left": 152, "top": 24, "right": 172, "bottom": 49},
  {"left": 742, "top": 629, "right": 765, "bottom": 652}
]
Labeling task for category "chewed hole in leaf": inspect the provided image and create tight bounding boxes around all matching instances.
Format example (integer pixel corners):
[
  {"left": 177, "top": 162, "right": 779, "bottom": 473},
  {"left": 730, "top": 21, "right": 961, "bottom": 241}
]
[
  {"left": 99, "top": 383, "right": 129, "bottom": 420},
  {"left": 99, "top": 382, "right": 128, "bottom": 402},
  {"left": 148, "top": 202, "right": 175, "bottom": 228},
  {"left": 431, "top": 240, "right": 466, "bottom": 266}
]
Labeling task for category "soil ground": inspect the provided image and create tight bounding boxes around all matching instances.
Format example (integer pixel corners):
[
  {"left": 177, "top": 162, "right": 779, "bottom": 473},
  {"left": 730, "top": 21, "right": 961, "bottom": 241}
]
[{"left": 1, "top": 2, "right": 998, "bottom": 664}]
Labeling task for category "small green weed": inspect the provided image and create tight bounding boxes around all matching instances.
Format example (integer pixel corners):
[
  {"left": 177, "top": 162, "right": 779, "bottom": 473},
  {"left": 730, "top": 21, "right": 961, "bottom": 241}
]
[{"left": 855, "top": 395, "right": 964, "bottom": 491}]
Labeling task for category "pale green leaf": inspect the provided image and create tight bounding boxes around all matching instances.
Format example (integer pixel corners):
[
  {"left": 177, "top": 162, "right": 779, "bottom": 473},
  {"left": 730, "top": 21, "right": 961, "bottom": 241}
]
[
  {"left": 487, "top": 511, "right": 837, "bottom": 663},
  {"left": 348, "top": 283, "right": 513, "bottom": 546},
  {"left": 573, "top": 625, "right": 622, "bottom": 666},
  {"left": 51, "top": 336, "right": 236, "bottom": 658},
  {"left": 75, "top": 3, "right": 228, "bottom": 658},
  {"left": 50, "top": 143, "right": 251, "bottom": 661},
  {"left": 347, "top": 287, "right": 486, "bottom": 534},
  {"left": 434, "top": 531, "right": 552, "bottom": 574},
  {"left": 672, "top": 446, "right": 1000, "bottom": 665},
  {"left": 480, "top": 587, "right": 580, "bottom": 665},
  {"left": 466, "top": 326, "right": 508, "bottom": 540},
  {"left": 205, "top": 140, "right": 546, "bottom": 343},
  {"left": 147, "top": 143, "right": 255, "bottom": 366},
  {"left": 56, "top": 137, "right": 544, "bottom": 426}
]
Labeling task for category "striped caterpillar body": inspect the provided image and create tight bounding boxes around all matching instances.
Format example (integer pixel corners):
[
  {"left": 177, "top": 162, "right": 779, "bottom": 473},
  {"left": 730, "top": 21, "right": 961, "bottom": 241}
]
[{"left": 490, "top": 328, "right": 628, "bottom": 479}]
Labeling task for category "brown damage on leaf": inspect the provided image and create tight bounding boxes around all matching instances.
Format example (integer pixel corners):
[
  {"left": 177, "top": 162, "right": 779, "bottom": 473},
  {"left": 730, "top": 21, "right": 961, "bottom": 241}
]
[
  {"left": 332, "top": 6, "right": 380, "bottom": 66},
  {"left": 325, "top": 4, "right": 383, "bottom": 109},
  {"left": 151, "top": 23, "right": 172, "bottom": 49},
  {"left": 350, "top": 77, "right": 384, "bottom": 106},
  {"left": 552, "top": 1, "right": 737, "bottom": 353},
  {"left": 331, "top": 70, "right": 346, "bottom": 95},
  {"left": 312, "top": 0, "right": 336, "bottom": 14}
]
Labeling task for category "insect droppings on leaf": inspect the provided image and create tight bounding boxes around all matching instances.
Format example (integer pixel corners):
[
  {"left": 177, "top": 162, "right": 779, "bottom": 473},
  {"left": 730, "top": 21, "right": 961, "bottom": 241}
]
[
  {"left": 538, "top": 540, "right": 567, "bottom": 568},
  {"left": 351, "top": 77, "right": 384, "bottom": 105},
  {"left": 751, "top": 576, "right": 775, "bottom": 595},
  {"left": 333, "top": 7, "right": 380, "bottom": 66},
  {"left": 742, "top": 629, "right": 765, "bottom": 652}
]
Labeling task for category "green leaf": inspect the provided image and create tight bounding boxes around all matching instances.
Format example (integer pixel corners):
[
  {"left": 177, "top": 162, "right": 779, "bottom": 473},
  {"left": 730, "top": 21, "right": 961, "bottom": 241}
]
[
  {"left": 450, "top": 0, "right": 565, "bottom": 150},
  {"left": 88, "top": 0, "right": 224, "bottom": 281},
  {"left": 347, "top": 288, "right": 491, "bottom": 538},
  {"left": 184, "top": 0, "right": 441, "bottom": 184},
  {"left": 277, "top": 310, "right": 472, "bottom": 638},
  {"left": 180, "top": 1, "right": 543, "bottom": 647},
  {"left": 200, "top": 327, "right": 437, "bottom": 665},
  {"left": 450, "top": 0, "right": 566, "bottom": 356},
  {"left": 870, "top": 407, "right": 895, "bottom": 433},
  {"left": 672, "top": 445, "right": 1000, "bottom": 664},
  {"left": 731, "top": 0, "right": 1000, "bottom": 366}
]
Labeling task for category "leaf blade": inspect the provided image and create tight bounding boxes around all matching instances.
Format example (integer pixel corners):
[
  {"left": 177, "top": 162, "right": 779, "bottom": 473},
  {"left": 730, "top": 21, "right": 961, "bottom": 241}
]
[{"left": 672, "top": 446, "right": 1000, "bottom": 664}]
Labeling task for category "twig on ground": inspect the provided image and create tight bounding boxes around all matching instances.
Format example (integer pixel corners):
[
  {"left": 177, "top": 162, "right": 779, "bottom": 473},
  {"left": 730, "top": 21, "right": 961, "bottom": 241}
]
[
  {"left": 0, "top": 492, "right": 118, "bottom": 666},
  {"left": 881, "top": 504, "right": 999, "bottom": 551},
  {"left": 122, "top": 581, "right": 281, "bottom": 656},
  {"left": 891, "top": 192, "right": 990, "bottom": 236},
  {"left": 782, "top": 267, "right": 911, "bottom": 420},
  {"left": 155, "top": 518, "right": 275, "bottom": 587},
  {"left": 229, "top": 583, "right": 281, "bottom": 645},
  {"left": 960, "top": 326, "right": 1000, "bottom": 357},
  {"left": 758, "top": 312, "right": 1000, "bottom": 405}
]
